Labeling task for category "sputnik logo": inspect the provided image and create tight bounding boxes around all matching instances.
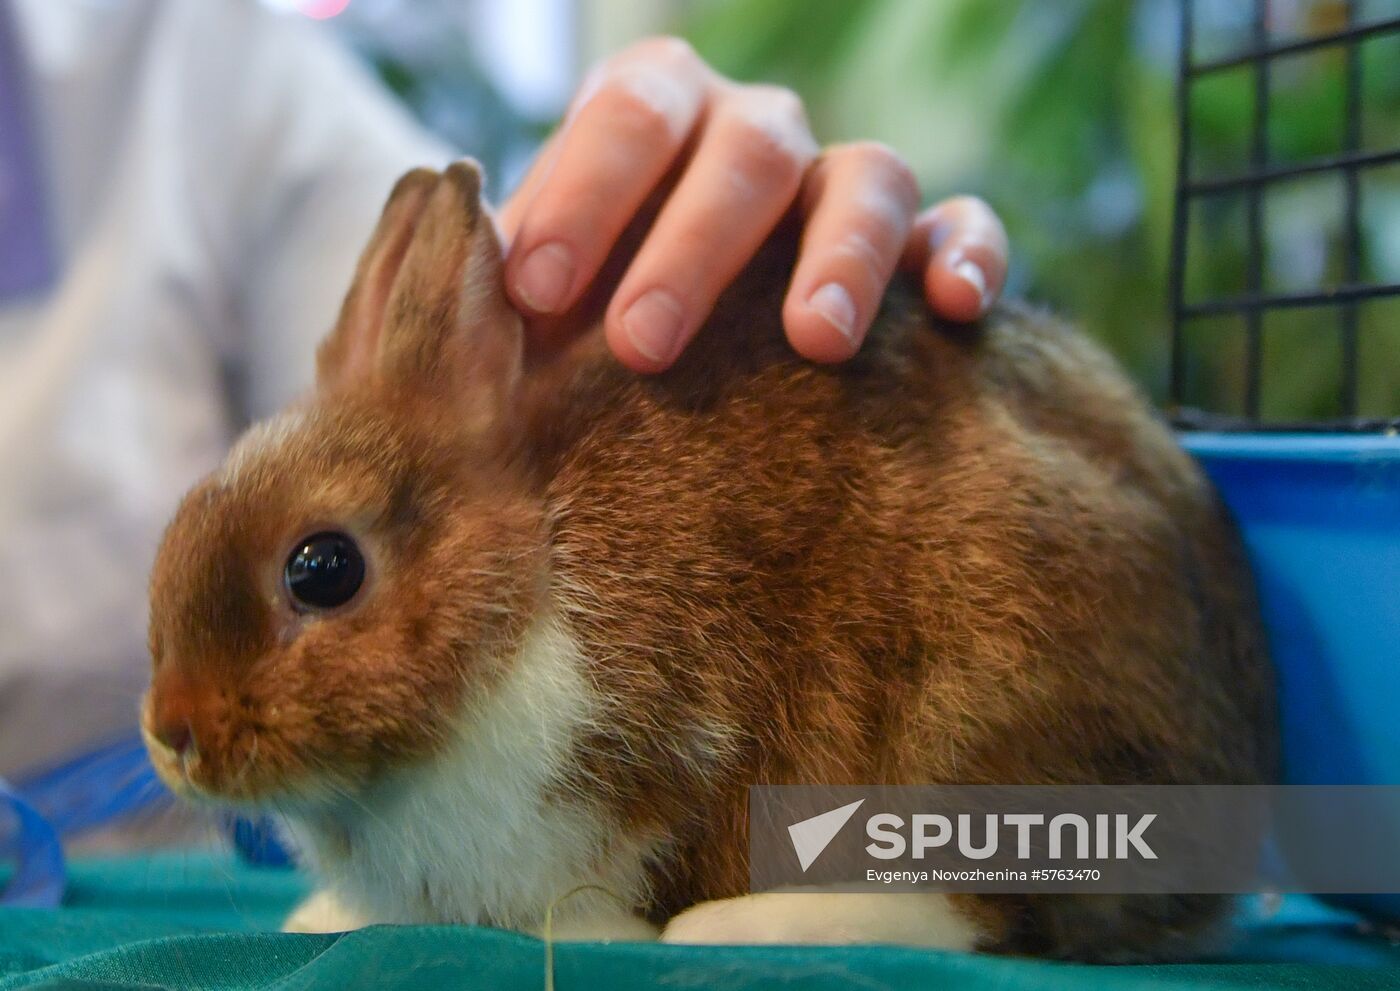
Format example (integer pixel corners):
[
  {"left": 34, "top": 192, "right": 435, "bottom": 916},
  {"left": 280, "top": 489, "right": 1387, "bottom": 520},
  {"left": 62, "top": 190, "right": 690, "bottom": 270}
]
[{"left": 787, "top": 799, "right": 865, "bottom": 871}]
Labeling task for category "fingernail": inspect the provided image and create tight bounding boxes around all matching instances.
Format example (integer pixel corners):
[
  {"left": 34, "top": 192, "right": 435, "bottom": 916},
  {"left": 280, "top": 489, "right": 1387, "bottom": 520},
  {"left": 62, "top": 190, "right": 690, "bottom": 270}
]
[
  {"left": 951, "top": 258, "right": 991, "bottom": 312},
  {"left": 622, "top": 289, "right": 685, "bottom": 364},
  {"left": 515, "top": 241, "right": 574, "bottom": 313},
  {"left": 808, "top": 282, "right": 858, "bottom": 346}
]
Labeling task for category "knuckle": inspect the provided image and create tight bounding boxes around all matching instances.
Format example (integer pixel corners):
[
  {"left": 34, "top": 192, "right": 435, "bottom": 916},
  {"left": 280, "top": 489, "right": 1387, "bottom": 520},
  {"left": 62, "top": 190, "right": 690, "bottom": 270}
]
[
  {"left": 591, "top": 79, "right": 680, "bottom": 143},
  {"left": 881, "top": 157, "right": 921, "bottom": 212},
  {"left": 950, "top": 193, "right": 991, "bottom": 212},
  {"left": 719, "top": 102, "right": 816, "bottom": 189},
  {"left": 839, "top": 138, "right": 896, "bottom": 166},
  {"left": 632, "top": 34, "right": 699, "bottom": 68},
  {"left": 839, "top": 141, "right": 920, "bottom": 210},
  {"left": 732, "top": 130, "right": 804, "bottom": 191},
  {"left": 748, "top": 83, "right": 806, "bottom": 124},
  {"left": 939, "top": 193, "right": 995, "bottom": 224},
  {"left": 934, "top": 195, "right": 1008, "bottom": 258},
  {"left": 832, "top": 229, "right": 890, "bottom": 287}
]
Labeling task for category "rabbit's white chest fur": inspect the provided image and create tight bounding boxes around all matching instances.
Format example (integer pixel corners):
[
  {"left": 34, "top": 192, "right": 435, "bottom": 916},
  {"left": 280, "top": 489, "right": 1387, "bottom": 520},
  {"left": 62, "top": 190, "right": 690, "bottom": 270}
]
[{"left": 283, "top": 610, "right": 657, "bottom": 936}]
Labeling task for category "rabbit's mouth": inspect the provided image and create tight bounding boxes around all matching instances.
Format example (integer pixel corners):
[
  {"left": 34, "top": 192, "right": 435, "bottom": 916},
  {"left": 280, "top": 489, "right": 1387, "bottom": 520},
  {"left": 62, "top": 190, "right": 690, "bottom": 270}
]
[
  {"left": 140, "top": 701, "right": 222, "bottom": 804},
  {"left": 139, "top": 689, "right": 296, "bottom": 806},
  {"left": 140, "top": 681, "right": 416, "bottom": 814},
  {"left": 142, "top": 723, "right": 227, "bottom": 807},
  {"left": 140, "top": 694, "right": 239, "bottom": 803}
]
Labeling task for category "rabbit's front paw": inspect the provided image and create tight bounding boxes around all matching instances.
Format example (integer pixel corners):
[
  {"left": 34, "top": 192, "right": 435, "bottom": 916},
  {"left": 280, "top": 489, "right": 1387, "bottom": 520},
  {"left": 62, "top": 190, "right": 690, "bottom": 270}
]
[
  {"left": 661, "top": 891, "right": 980, "bottom": 949},
  {"left": 283, "top": 889, "right": 367, "bottom": 933}
]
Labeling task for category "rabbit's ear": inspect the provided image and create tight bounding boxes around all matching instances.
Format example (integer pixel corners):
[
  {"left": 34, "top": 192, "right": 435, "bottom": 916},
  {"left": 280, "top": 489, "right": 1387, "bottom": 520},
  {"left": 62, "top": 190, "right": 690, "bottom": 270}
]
[
  {"left": 317, "top": 160, "right": 522, "bottom": 432},
  {"left": 317, "top": 167, "right": 437, "bottom": 390}
]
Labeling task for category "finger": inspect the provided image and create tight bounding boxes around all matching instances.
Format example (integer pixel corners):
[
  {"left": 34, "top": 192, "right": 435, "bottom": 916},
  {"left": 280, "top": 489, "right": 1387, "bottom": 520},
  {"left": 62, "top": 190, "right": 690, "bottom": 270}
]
[
  {"left": 781, "top": 142, "right": 919, "bottom": 363},
  {"left": 605, "top": 83, "right": 819, "bottom": 372},
  {"left": 495, "top": 67, "right": 624, "bottom": 273},
  {"left": 503, "top": 37, "right": 709, "bottom": 317},
  {"left": 905, "top": 196, "right": 1009, "bottom": 323},
  {"left": 495, "top": 56, "right": 627, "bottom": 243}
]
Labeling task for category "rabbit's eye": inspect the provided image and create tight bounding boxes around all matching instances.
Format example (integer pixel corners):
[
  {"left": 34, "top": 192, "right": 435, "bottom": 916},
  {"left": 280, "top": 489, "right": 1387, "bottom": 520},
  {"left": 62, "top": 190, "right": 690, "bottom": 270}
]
[{"left": 284, "top": 532, "right": 365, "bottom": 611}]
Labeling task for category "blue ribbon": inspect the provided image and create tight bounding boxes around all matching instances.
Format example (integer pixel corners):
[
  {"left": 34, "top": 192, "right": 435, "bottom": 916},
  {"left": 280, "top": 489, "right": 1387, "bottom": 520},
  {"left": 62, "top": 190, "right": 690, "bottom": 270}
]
[
  {"left": 230, "top": 816, "right": 294, "bottom": 868},
  {"left": 0, "top": 778, "right": 66, "bottom": 907},
  {"left": 0, "top": 733, "right": 166, "bottom": 907},
  {"left": 16, "top": 734, "right": 168, "bottom": 837},
  {"left": 0, "top": 732, "right": 293, "bottom": 907}
]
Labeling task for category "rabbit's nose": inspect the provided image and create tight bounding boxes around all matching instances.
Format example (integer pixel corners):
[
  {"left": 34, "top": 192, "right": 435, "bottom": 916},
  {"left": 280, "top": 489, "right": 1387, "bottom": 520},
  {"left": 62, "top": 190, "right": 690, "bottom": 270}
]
[
  {"left": 149, "top": 668, "right": 201, "bottom": 758},
  {"left": 154, "top": 718, "right": 195, "bottom": 758}
]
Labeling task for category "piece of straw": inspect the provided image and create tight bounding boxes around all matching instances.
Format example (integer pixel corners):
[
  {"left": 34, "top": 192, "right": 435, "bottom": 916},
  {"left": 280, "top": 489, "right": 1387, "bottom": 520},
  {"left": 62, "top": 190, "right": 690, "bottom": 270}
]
[{"left": 541, "top": 883, "right": 631, "bottom": 991}]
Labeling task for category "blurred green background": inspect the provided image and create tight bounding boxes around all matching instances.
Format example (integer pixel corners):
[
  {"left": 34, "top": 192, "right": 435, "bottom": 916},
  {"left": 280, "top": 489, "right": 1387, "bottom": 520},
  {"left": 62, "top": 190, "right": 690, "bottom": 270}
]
[
  {"left": 677, "top": 0, "right": 1400, "bottom": 422},
  {"left": 327, "top": 0, "right": 1400, "bottom": 421}
]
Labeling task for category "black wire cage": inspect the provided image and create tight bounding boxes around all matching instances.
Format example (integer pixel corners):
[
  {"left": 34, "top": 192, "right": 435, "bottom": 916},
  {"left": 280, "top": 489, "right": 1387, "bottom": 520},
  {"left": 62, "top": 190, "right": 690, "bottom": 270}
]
[{"left": 1168, "top": 0, "right": 1400, "bottom": 432}]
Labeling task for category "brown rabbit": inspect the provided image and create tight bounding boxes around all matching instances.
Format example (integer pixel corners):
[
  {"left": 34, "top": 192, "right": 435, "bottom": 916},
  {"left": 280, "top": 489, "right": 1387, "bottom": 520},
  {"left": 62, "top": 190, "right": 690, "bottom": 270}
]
[{"left": 144, "top": 160, "right": 1275, "bottom": 959}]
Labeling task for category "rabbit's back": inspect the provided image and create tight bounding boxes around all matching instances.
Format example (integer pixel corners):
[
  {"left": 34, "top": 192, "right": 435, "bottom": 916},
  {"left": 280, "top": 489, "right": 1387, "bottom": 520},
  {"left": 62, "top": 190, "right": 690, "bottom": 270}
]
[{"left": 527, "top": 256, "right": 1274, "bottom": 947}]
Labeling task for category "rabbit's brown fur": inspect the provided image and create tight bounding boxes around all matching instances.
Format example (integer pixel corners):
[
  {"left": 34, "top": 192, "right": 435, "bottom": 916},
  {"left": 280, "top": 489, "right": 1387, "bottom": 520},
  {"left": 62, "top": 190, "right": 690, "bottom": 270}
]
[
  {"left": 528, "top": 228, "right": 1273, "bottom": 958},
  {"left": 146, "top": 161, "right": 1275, "bottom": 960}
]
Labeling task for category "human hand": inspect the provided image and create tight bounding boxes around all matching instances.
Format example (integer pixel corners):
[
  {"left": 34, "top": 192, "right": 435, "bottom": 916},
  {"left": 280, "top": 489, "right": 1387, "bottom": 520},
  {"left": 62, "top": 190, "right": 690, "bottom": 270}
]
[{"left": 498, "top": 37, "right": 1008, "bottom": 372}]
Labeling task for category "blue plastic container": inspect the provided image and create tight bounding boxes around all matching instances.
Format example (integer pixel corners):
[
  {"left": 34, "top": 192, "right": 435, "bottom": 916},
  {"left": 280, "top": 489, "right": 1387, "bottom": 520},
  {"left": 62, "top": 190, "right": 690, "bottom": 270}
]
[{"left": 1183, "top": 432, "right": 1400, "bottom": 917}]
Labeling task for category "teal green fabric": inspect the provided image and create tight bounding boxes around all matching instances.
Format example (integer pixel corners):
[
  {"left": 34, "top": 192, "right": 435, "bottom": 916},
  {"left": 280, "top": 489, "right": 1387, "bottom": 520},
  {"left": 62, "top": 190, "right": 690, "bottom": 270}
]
[{"left": 2, "top": 854, "right": 1398, "bottom": 990}]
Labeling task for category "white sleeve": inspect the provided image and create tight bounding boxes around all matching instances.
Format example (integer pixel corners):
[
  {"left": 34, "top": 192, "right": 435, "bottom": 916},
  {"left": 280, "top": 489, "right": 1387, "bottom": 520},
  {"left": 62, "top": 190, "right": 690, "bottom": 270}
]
[{"left": 171, "top": 0, "right": 457, "bottom": 420}]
